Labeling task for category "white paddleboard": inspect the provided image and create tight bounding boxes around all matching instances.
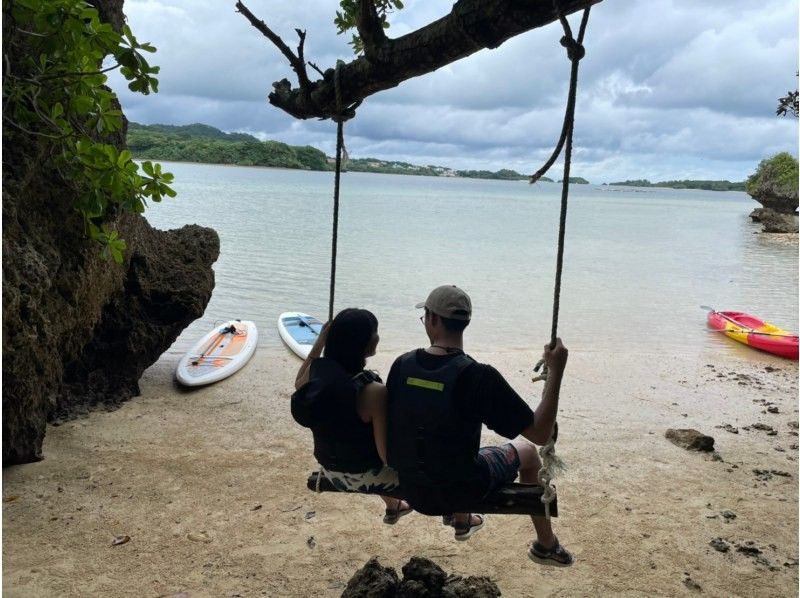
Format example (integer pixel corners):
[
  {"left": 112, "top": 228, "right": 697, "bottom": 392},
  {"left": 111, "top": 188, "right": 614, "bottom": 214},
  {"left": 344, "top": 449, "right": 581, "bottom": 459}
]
[
  {"left": 176, "top": 320, "right": 258, "bottom": 386},
  {"left": 277, "top": 312, "right": 323, "bottom": 359}
]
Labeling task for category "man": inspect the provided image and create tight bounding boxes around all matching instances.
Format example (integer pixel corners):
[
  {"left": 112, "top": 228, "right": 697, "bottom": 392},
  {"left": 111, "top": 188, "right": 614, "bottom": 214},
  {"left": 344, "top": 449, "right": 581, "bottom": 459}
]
[{"left": 386, "top": 284, "right": 573, "bottom": 565}]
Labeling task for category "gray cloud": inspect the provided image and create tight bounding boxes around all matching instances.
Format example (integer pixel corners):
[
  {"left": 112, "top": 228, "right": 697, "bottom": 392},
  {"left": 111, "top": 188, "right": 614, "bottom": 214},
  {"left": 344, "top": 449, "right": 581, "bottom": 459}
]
[{"left": 109, "top": 0, "right": 799, "bottom": 182}]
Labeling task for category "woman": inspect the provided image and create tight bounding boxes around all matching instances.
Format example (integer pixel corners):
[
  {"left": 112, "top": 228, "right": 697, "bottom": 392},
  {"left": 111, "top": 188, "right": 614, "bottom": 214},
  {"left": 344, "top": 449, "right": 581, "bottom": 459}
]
[{"left": 292, "top": 308, "right": 411, "bottom": 524}]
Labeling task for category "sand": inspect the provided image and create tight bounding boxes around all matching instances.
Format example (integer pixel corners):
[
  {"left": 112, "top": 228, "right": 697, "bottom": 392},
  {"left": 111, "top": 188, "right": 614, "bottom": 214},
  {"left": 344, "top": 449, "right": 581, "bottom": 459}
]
[{"left": 3, "top": 347, "right": 798, "bottom": 597}]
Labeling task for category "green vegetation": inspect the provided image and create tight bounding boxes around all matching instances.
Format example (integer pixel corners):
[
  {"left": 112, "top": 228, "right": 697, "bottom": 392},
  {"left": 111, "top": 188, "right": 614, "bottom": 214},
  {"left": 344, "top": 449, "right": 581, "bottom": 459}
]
[
  {"left": 607, "top": 179, "right": 746, "bottom": 192},
  {"left": 128, "top": 122, "right": 546, "bottom": 181},
  {"left": 559, "top": 177, "right": 589, "bottom": 184},
  {"left": 335, "top": 0, "right": 404, "bottom": 54},
  {"left": 745, "top": 152, "right": 799, "bottom": 199},
  {"left": 3, "top": 0, "right": 174, "bottom": 262},
  {"left": 127, "top": 122, "right": 328, "bottom": 170}
]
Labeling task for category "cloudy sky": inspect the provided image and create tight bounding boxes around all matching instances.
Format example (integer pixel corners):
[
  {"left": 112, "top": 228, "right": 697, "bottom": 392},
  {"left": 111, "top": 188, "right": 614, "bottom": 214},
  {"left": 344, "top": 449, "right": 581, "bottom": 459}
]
[{"left": 109, "top": 0, "right": 799, "bottom": 183}]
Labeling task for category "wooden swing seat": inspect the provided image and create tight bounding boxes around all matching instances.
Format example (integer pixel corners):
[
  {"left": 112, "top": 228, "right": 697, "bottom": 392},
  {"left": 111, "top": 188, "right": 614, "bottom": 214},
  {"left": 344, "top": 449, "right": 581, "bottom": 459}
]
[{"left": 306, "top": 471, "right": 558, "bottom": 517}]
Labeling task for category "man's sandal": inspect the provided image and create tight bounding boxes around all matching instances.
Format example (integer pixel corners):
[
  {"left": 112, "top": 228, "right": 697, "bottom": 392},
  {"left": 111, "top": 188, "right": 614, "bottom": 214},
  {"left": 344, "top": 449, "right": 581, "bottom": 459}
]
[
  {"left": 453, "top": 514, "right": 484, "bottom": 541},
  {"left": 528, "top": 538, "right": 574, "bottom": 566},
  {"left": 382, "top": 499, "right": 413, "bottom": 525}
]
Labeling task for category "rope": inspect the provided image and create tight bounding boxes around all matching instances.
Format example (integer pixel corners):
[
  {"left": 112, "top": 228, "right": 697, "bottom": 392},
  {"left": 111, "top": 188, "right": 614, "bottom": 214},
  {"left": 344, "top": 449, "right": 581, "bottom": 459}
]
[
  {"left": 531, "top": 2, "right": 591, "bottom": 519},
  {"left": 328, "top": 61, "right": 347, "bottom": 322}
]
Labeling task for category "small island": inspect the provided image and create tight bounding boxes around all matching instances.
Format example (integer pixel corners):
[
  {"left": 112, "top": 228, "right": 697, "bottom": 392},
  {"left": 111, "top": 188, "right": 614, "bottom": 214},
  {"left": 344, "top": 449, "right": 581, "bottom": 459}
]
[{"left": 606, "top": 179, "right": 746, "bottom": 192}]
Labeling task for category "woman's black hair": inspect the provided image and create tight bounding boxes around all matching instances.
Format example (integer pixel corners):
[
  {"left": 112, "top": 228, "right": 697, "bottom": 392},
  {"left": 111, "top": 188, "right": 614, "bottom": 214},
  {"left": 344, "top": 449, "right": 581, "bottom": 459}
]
[{"left": 324, "top": 308, "right": 379, "bottom": 374}]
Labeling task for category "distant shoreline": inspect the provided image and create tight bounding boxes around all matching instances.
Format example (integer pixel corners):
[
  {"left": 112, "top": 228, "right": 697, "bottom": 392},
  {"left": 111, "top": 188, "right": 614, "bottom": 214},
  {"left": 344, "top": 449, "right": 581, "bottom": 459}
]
[{"left": 128, "top": 122, "right": 747, "bottom": 190}]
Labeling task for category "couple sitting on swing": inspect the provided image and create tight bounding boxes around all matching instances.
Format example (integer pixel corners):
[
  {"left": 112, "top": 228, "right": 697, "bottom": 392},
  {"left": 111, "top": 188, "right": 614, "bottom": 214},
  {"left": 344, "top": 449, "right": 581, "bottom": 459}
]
[{"left": 291, "top": 285, "right": 573, "bottom": 566}]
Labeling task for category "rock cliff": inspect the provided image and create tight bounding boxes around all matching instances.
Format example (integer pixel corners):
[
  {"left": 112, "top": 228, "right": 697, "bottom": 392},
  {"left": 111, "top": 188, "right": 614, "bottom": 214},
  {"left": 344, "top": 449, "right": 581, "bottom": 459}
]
[{"left": 2, "top": 0, "right": 219, "bottom": 465}]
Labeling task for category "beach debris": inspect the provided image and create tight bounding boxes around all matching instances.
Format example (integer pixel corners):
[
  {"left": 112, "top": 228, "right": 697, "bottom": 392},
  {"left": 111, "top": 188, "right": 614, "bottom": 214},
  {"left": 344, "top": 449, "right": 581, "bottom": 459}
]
[
  {"left": 250, "top": 504, "right": 262, "bottom": 511},
  {"left": 704, "top": 512, "right": 718, "bottom": 519},
  {"left": 767, "top": 406, "right": 779, "bottom": 414},
  {"left": 735, "top": 541, "right": 762, "bottom": 556},
  {"left": 187, "top": 531, "right": 212, "bottom": 543},
  {"left": 751, "top": 423, "right": 774, "bottom": 432},
  {"left": 789, "top": 421, "right": 799, "bottom": 430},
  {"left": 279, "top": 504, "right": 302, "bottom": 513},
  {"left": 709, "top": 538, "right": 730, "bottom": 553},
  {"left": 682, "top": 574, "right": 702, "bottom": 592},
  {"left": 111, "top": 535, "right": 130, "bottom": 546},
  {"left": 342, "top": 556, "right": 502, "bottom": 598},
  {"left": 720, "top": 510, "right": 737, "bottom": 522},
  {"left": 3, "top": 495, "right": 19, "bottom": 503},
  {"left": 753, "top": 469, "right": 774, "bottom": 481},
  {"left": 784, "top": 558, "right": 798, "bottom": 567},
  {"left": 716, "top": 424, "right": 739, "bottom": 434},
  {"left": 665, "top": 429, "right": 714, "bottom": 452},
  {"left": 305, "top": 510, "right": 316, "bottom": 520},
  {"left": 307, "top": 536, "right": 316, "bottom": 549}
]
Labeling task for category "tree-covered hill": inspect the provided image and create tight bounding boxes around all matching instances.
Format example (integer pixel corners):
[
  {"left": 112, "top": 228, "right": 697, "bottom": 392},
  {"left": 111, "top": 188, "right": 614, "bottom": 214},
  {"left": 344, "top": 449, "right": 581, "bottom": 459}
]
[{"left": 127, "top": 122, "right": 330, "bottom": 170}]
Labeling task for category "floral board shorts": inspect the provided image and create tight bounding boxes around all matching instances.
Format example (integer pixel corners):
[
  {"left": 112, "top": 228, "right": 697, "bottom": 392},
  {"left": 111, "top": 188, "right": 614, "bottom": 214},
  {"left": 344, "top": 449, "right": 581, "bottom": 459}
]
[
  {"left": 321, "top": 465, "right": 400, "bottom": 494},
  {"left": 477, "top": 443, "right": 521, "bottom": 494}
]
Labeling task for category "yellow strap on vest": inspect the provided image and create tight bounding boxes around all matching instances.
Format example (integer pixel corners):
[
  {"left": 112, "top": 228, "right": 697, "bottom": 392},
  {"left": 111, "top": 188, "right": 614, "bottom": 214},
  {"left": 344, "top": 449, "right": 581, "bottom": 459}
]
[{"left": 406, "top": 377, "right": 444, "bottom": 392}]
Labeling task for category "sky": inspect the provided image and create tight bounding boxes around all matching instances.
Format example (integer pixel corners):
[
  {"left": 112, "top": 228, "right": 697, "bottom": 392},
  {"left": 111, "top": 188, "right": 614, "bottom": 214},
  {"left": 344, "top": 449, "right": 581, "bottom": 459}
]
[{"left": 108, "top": 0, "right": 799, "bottom": 183}]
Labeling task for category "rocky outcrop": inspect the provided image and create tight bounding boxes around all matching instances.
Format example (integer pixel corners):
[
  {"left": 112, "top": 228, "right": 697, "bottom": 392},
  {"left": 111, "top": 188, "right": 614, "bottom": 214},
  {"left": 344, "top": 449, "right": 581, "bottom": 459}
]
[
  {"left": 342, "top": 557, "right": 502, "bottom": 597},
  {"left": 749, "top": 191, "right": 798, "bottom": 215},
  {"left": 2, "top": 0, "right": 219, "bottom": 465},
  {"left": 749, "top": 208, "right": 799, "bottom": 233},
  {"left": 746, "top": 153, "right": 799, "bottom": 233},
  {"left": 2, "top": 142, "right": 219, "bottom": 465}
]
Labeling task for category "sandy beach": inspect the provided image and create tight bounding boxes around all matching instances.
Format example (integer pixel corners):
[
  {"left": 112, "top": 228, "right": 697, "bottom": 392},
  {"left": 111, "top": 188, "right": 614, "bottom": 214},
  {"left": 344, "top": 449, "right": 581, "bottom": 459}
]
[{"left": 3, "top": 346, "right": 798, "bottom": 597}]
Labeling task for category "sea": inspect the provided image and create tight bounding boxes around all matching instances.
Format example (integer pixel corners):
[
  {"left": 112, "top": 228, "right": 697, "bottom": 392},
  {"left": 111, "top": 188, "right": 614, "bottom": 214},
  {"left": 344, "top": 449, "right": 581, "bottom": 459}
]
[{"left": 143, "top": 162, "right": 799, "bottom": 360}]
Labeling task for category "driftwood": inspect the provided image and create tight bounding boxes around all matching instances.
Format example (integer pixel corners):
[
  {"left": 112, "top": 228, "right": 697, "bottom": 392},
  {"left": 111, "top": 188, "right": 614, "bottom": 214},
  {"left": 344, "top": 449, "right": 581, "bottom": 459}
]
[
  {"left": 236, "top": 0, "right": 602, "bottom": 121},
  {"left": 307, "top": 472, "right": 558, "bottom": 517}
]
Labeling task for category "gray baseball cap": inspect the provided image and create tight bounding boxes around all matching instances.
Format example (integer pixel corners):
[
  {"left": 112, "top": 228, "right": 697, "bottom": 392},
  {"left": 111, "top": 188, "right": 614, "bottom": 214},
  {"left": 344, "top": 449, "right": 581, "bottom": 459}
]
[{"left": 415, "top": 285, "right": 472, "bottom": 321}]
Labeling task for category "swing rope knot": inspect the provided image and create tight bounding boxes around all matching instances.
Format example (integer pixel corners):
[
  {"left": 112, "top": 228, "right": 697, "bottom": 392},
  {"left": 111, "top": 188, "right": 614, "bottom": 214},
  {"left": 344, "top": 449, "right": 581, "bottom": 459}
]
[
  {"left": 331, "top": 60, "right": 361, "bottom": 123},
  {"left": 560, "top": 36, "right": 585, "bottom": 61}
]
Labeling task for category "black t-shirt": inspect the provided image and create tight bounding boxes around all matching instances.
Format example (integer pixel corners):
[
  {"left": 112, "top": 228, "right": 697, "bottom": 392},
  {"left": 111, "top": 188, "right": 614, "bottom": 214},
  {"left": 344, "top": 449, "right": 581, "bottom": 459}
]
[{"left": 386, "top": 349, "right": 534, "bottom": 512}]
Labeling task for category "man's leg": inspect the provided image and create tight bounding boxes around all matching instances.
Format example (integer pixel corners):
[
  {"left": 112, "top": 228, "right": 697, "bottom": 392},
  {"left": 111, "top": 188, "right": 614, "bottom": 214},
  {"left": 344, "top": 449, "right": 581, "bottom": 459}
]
[{"left": 510, "top": 439, "right": 557, "bottom": 547}]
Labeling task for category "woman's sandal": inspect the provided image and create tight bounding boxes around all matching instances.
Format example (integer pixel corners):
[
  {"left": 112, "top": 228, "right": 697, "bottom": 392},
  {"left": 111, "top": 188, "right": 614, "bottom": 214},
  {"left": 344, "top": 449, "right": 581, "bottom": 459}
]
[
  {"left": 453, "top": 514, "right": 484, "bottom": 541},
  {"left": 528, "top": 538, "right": 575, "bottom": 566},
  {"left": 382, "top": 499, "right": 413, "bottom": 525}
]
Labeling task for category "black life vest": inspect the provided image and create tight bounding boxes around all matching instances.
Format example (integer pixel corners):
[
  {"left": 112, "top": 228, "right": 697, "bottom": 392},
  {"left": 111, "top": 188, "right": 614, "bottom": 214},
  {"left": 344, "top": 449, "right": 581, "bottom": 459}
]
[
  {"left": 291, "top": 358, "right": 383, "bottom": 473},
  {"left": 386, "top": 350, "right": 478, "bottom": 486}
]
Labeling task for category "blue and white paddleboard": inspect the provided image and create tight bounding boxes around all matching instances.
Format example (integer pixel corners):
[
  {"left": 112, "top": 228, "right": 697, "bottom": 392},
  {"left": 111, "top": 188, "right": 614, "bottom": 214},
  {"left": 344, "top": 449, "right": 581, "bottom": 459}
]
[{"left": 277, "top": 312, "right": 324, "bottom": 359}]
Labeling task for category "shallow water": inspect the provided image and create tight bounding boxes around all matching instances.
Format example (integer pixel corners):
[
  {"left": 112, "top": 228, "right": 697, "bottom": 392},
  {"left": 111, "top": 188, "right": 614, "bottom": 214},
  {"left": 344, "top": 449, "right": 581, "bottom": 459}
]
[{"left": 144, "top": 162, "right": 798, "bottom": 359}]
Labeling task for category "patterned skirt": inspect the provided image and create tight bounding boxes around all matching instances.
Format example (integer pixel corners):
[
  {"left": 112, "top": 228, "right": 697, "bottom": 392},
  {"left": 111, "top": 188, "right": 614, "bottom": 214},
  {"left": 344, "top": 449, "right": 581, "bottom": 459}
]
[{"left": 321, "top": 465, "right": 400, "bottom": 494}]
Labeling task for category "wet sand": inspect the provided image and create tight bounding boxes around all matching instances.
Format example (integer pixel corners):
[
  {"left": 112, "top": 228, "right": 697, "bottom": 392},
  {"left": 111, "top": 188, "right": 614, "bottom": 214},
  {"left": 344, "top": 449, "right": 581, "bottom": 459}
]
[{"left": 3, "top": 347, "right": 798, "bottom": 597}]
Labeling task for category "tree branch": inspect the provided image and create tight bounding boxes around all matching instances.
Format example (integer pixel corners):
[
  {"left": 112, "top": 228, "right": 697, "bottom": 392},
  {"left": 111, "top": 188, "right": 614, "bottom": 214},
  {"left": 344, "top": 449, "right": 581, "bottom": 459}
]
[
  {"left": 237, "top": 0, "right": 602, "bottom": 121},
  {"left": 356, "top": 0, "right": 387, "bottom": 60},
  {"left": 235, "top": 1, "right": 310, "bottom": 92}
]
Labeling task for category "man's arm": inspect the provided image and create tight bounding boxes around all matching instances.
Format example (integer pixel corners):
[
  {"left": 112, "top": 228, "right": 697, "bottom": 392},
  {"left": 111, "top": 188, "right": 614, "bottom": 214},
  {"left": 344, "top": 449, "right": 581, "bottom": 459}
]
[{"left": 520, "top": 338, "right": 568, "bottom": 445}]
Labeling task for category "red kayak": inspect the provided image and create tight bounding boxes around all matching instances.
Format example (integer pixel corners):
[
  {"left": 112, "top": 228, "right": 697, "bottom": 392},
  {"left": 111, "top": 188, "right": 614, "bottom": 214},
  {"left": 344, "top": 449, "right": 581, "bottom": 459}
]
[{"left": 707, "top": 310, "right": 799, "bottom": 360}]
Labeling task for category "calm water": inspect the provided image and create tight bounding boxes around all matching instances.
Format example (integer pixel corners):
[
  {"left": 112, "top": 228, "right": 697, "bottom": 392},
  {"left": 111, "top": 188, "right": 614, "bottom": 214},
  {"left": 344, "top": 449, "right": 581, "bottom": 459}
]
[{"left": 144, "top": 162, "right": 798, "bottom": 359}]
